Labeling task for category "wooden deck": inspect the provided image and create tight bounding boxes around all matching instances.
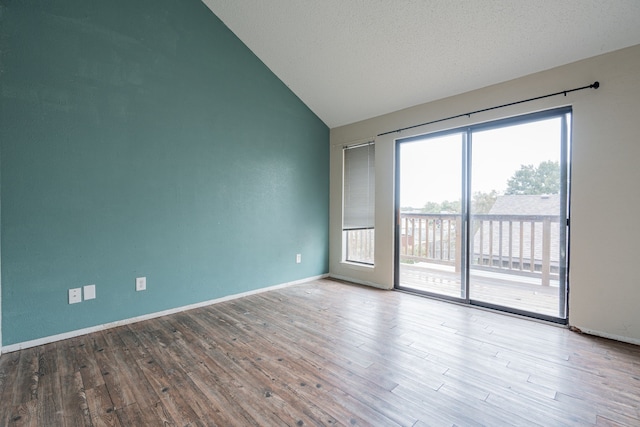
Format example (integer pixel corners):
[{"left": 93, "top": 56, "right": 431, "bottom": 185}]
[
  {"left": 399, "top": 262, "right": 562, "bottom": 317},
  {"left": 1, "top": 278, "right": 639, "bottom": 426}
]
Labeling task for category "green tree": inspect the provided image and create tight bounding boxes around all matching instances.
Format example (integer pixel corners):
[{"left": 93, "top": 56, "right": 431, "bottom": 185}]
[
  {"left": 422, "top": 200, "right": 460, "bottom": 213},
  {"left": 505, "top": 160, "right": 560, "bottom": 195},
  {"left": 439, "top": 200, "right": 461, "bottom": 213},
  {"left": 422, "top": 201, "right": 442, "bottom": 213},
  {"left": 472, "top": 190, "right": 498, "bottom": 214}
]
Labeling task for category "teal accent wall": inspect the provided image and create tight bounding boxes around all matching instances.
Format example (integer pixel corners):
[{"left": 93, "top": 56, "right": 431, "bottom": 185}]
[{"left": 0, "top": 0, "right": 329, "bottom": 345}]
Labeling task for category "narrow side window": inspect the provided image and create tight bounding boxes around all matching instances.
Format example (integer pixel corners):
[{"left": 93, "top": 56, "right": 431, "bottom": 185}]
[{"left": 343, "top": 143, "right": 375, "bottom": 265}]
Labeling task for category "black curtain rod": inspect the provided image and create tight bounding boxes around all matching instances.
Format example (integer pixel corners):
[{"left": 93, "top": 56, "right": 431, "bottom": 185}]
[{"left": 377, "top": 81, "right": 599, "bottom": 137}]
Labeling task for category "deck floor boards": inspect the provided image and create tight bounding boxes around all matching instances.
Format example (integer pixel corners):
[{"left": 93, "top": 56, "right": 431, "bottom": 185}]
[
  {"left": 399, "top": 263, "right": 563, "bottom": 317},
  {"left": 1, "top": 278, "right": 639, "bottom": 426}
]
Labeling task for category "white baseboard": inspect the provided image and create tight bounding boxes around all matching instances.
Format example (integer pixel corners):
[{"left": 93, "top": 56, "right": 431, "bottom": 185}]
[
  {"left": 572, "top": 326, "right": 640, "bottom": 346},
  {"left": 2, "top": 274, "right": 329, "bottom": 354}
]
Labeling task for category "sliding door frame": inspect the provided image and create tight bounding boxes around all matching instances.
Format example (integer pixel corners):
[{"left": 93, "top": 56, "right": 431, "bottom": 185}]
[
  {"left": 394, "top": 107, "right": 572, "bottom": 324},
  {"left": 394, "top": 128, "right": 471, "bottom": 304}
]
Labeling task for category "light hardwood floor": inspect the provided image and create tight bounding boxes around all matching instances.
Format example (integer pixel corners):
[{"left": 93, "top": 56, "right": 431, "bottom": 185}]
[{"left": 1, "top": 278, "right": 639, "bottom": 426}]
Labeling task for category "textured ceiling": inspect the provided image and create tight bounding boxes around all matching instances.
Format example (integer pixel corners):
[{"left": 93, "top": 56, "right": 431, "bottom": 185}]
[{"left": 202, "top": 0, "right": 640, "bottom": 128}]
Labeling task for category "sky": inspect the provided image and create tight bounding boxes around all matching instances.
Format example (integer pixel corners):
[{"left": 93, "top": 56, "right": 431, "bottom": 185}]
[{"left": 399, "top": 117, "right": 565, "bottom": 208}]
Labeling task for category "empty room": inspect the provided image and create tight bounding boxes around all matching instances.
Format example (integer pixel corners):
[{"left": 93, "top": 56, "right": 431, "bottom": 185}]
[{"left": 1, "top": 1, "right": 640, "bottom": 425}]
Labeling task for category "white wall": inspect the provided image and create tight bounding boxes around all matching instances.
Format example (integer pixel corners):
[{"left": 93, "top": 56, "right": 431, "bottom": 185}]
[{"left": 329, "top": 44, "right": 640, "bottom": 344}]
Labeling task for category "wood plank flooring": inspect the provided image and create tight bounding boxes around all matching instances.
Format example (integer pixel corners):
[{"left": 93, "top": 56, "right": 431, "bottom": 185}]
[{"left": 0, "top": 278, "right": 639, "bottom": 426}]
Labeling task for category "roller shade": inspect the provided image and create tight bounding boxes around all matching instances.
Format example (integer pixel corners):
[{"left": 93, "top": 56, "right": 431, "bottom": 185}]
[{"left": 343, "top": 143, "right": 375, "bottom": 230}]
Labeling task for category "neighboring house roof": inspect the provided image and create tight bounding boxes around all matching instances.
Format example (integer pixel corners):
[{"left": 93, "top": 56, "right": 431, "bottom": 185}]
[
  {"left": 488, "top": 194, "right": 560, "bottom": 216},
  {"left": 473, "top": 194, "right": 562, "bottom": 266}
]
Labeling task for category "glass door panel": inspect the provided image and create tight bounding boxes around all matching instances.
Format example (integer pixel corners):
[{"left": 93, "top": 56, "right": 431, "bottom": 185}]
[
  {"left": 469, "top": 117, "right": 567, "bottom": 318},
  {"left": 397, "top": 133, "right": 465, "bottom": 299}
]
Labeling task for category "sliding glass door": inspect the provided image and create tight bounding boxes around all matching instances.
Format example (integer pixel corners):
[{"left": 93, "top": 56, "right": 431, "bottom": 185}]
[
  {"left": 396, "top": 108, "right": 570, "bottom": 321},
  {"left": 397, "top": 132, "right": 466, "bottom": 299},
  {"left": 469, "top": 117, "right": 568, "bottom": 318}
]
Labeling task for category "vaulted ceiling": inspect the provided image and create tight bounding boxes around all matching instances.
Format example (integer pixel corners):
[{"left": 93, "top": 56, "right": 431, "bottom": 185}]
[{"left": 203, "top": 1, "right": 640, "bottom": 128}]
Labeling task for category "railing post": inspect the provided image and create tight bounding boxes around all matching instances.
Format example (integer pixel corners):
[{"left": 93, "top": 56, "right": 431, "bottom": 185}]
[
  {"left": 488, "top": 220, "right": 494, "bottom": 267},
  {"left": 478, "top": 219, "right": 483, "bottom": 267},
  {"left": 417, "top": 218, "right": 423, "bottom": 258},
  {"left": 542, "top": 217, "right": 551, "bottom": 286},
  {"left": 402, "top": 216, "right": 407, "bottom": 256},
  {"left": 410, "top": 218, "right": 415, "bottom": 256},
  {"left": 455, "top": 217, "right": 461, "bottom": 273}
]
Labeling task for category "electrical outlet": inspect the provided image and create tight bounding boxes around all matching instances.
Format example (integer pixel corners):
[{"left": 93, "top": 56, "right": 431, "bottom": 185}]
[
  {"left": 84, "top": 284, "right": 96, "bottom": 300},
  {"left": 296, "top": 253, "right": 302, "bottom": 264},
  {"left": 68, "top": 288, "right": 82, "bottom": 304},
  {"left": 136, "top": 276, "right": 147, "bottom": 291}
]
